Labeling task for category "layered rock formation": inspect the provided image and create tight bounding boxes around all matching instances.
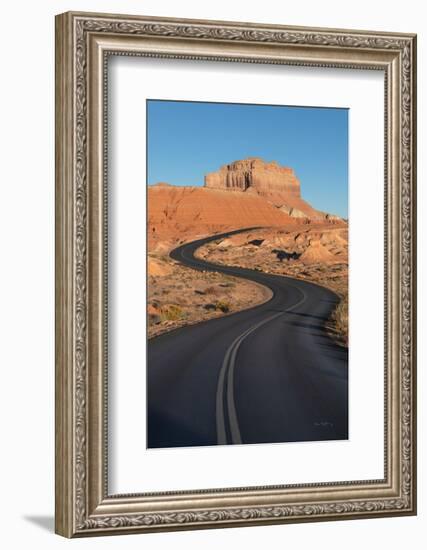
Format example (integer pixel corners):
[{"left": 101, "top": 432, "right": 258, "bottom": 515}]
[
  {"left": 147, "top": 185, "right": 296, "bottom": 251},
  {"left": 205, "top": 157, "right": 324, "bottom": 219},
  {"left": 205, "top": 158, "right": 299, "bottom": 198}
]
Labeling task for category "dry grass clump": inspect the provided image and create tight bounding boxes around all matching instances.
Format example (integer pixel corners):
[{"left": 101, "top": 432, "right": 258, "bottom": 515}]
[
  {"left": 329, "top": 293, "right": 348, "bottom": 346},
  {"left": 204, "top": 285, "right": 218, "bottom": 295},
  {"left": 214, "top": 300, "right": 230, "bottom": 313},
  {"left": 160, "top": 304, "right": 186, "bottom": 322}
]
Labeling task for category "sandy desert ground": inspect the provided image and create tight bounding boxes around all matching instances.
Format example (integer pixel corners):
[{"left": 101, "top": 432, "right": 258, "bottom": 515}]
[{"left": 147, "top": 254, "right": 271, "bottom": 338}]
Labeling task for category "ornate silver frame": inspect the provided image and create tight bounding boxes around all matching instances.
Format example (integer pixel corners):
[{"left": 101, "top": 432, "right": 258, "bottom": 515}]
[{"left": 55, "top": 11, "right": 417, "bottom": 537}]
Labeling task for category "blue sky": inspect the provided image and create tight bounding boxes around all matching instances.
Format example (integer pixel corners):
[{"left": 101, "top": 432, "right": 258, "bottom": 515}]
[{"left": 147, "top": 100, "right": 348, "bottom": 218}]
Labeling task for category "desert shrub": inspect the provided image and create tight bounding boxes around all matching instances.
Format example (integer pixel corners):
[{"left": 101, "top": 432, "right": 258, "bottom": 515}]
[
  {"left": 160, "top": 304, "right": 185, "bottom": 322},
  {"left": 330, "top": 294, "right": 348, "bottom": 345},
  {"left": 215, "top": 300, "right": 230, "bottom": 313},
  {"left": 204, "top": 285, "right": 218, "bottom": 295},
  {"left": 148, "top": 313, "right": 161, "bottom": 326},
  {"left": 203, "top": 301, "right": 230, "bottom": 313}
]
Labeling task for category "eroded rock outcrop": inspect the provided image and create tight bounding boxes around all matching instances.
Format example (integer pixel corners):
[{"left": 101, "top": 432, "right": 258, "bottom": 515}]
[
  {"left": 205, "top": 158, "right": 299, "bottom": 199},
  {"left": 204, "top": 157, "right": 324, "bottom": 219}
]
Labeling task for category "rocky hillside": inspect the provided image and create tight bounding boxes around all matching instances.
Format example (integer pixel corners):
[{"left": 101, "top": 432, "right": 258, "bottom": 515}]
[{"left": 148, "top": 184, "right": 297, "bottom": 251}]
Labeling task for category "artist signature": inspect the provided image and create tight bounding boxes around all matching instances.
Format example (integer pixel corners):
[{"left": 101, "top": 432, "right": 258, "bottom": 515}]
[{"left": 314, "top": 421, "right": 334, "bottom": 428}]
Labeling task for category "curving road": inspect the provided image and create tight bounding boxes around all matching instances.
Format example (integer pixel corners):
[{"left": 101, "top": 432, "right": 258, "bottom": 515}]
[{"left": 147, "top": 228, "right": 348, "bottom": 448}]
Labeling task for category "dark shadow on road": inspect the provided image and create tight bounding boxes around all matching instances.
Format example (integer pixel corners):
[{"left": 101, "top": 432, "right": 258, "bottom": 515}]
[
  {"left": 288, "top": 320, "right": 329, "bottom": 332},
  {"left": 288, "top": 310, "right": 329, "bottom": 322}
]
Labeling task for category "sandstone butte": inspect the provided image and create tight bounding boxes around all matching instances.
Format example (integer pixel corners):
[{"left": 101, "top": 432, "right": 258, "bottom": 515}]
[
  {"left": 148, "top": 158, "right": 340, "bottom": 251},
  {"left": 205, "top": 157, "right": 324, "bottom": 219}
]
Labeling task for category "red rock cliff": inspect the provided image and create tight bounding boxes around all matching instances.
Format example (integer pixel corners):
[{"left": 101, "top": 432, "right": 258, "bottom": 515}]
[
  {"left": 205, "top": 158, "right": 300, "bottom": 200},
  {"left": 204, "top": 158, "right": 323, "bottom": 218}
]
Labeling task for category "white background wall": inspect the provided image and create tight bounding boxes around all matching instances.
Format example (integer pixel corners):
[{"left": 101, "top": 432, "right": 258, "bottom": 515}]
[{"left": 0, "top": 1, "right": 424, "bottom": 548}]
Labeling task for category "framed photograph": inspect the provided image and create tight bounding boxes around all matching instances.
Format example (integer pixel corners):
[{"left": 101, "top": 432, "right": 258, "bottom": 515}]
[{"left": 55, "top": 11, "right": 417, "bottom": 537}]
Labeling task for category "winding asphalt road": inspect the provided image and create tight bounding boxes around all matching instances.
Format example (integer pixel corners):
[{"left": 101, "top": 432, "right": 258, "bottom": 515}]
[{"left": 147, "top": 228, "right": 348, "bottom": 448}]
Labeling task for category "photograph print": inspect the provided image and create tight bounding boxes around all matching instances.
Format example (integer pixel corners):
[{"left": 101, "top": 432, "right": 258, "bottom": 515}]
[{"left": 147, "top": 99, "right": 349, "bottom": 449}]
